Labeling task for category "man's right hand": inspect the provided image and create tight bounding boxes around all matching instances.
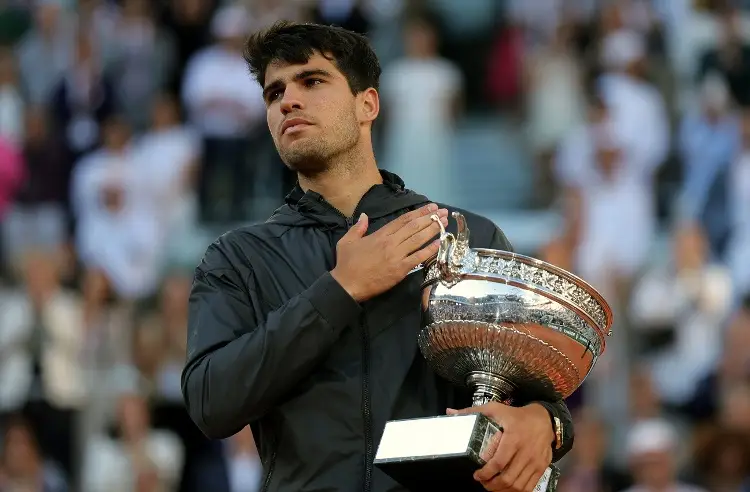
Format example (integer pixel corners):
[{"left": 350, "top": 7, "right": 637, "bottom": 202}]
[{"left": 331, "top": 203, "right": 449, "bottom": 303}]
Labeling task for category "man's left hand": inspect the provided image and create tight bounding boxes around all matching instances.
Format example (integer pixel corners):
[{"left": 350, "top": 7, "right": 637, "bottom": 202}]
[{"left": 447, "top": 403, "right": 554, "bottom": 491}]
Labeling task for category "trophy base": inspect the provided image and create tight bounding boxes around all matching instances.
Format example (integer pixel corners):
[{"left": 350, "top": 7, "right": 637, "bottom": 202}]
[{"left": 374, "top": 413, "right": 558, "bottom": 491}]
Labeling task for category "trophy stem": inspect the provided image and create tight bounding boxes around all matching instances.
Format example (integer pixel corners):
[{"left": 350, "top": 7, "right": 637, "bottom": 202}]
[{"left": 466, "top": 372, "right": 515, "bottom": 406}]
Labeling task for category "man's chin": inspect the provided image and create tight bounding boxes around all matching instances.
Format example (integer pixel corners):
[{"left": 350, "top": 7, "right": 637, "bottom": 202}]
[{"left": 282, "top": 152, "right": 329, "bottom": 174}]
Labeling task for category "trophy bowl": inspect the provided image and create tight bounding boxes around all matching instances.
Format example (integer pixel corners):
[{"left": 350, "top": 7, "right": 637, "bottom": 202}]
[
  {"left": 419, "top": 212, "right": 613, "bottom": 407},
  {"left": 373, "top": 212, "right": 613, "bottom": 492}
]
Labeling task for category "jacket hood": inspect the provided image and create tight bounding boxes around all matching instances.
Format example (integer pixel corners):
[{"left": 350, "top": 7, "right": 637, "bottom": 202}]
[{"left": 266, "top": 170, "right": 431, "bottom": 229}]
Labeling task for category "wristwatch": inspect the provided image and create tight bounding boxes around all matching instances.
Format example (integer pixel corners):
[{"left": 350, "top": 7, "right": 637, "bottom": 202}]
[{"left": 551, "top": 415, "right": 563, "bottom": 450}]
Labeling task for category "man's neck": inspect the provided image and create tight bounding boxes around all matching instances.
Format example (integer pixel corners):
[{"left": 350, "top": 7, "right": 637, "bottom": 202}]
[{"left": 298, "top": 153, "right": 383, "bottom": 218}]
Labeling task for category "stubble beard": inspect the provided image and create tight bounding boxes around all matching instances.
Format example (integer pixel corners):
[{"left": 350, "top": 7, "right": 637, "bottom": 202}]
[{"left": 279, "top": 120, "right": 360, "bottom": 177}]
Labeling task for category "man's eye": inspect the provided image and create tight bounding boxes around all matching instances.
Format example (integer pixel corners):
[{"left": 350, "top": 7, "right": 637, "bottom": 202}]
[
  {"left": 305, "top": 78, "right": 323, "bottom": 87},
  {"left": 268, "top": 90, "right": 282, "bottom": 101}
]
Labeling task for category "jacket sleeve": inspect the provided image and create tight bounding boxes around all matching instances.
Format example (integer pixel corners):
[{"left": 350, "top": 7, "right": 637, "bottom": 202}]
[
  {"left": 487, "top": 225, "right": 575, "bottom": 462},
  {"left": 181, "top": 242, "right": 362, "bottom": 439}
]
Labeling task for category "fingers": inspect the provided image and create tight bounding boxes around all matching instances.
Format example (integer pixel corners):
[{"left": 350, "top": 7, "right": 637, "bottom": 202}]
[
  {"left": 378, "top": 203, "right": 437, "bottom": 235},
  {"left": 395, "top": 217, "right": 444, "bottom": 257},
  {"left": 379, "top": 203, "right": 446, "bottom": 237},
  {"left": 390, "top": 208, "right": 448, "bottom": 245},
  {"left": 479, "top": 429, "right": 502, "bottom": 464},
  {"left": 446, "top": 405, "right": 490, "bottom": 416},
  {"left": 475, "top": 436, "right": 517, "bottom": 483},
  {"left": 401, "top": 239, "right": 440, "bottom": 271},
  {"left": 521, "top": 464, "right": 546, "bottom": 492}
]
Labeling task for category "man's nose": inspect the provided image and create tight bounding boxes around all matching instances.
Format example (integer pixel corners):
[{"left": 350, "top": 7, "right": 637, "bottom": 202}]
[{"left": 280, "top": 87, "right": 304, "bottom": 114}]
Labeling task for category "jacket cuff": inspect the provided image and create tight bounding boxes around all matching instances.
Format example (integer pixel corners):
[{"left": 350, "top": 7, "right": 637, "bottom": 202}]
[
  {"left": 303, "top": 272, "right": 362, "bottom": 335},
  {"left": 531, "top": 400, "right": 574, "bottom": 463}
]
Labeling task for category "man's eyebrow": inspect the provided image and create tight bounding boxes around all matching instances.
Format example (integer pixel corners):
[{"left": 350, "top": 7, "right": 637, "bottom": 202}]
[{"left": 263, "top": 69, "right": 335, "bottom": 100}]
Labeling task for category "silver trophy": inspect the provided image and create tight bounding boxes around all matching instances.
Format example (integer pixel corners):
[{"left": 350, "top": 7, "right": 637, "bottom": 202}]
[{"left": 374, "top": 212, "right": 613, "bottom": 491}]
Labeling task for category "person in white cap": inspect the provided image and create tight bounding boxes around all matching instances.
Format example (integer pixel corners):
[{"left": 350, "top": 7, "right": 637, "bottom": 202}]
[{"left": 621, "top": 419, "right": 706, "bottom": 492}]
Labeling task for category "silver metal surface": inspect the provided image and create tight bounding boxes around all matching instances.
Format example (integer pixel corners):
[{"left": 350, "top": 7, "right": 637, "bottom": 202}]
[
  {"left": 373, "top": 212, "right": 613, "bottom": 492},
  {"left": 420, "top": 212, "right": 614, "bottom": 405}
]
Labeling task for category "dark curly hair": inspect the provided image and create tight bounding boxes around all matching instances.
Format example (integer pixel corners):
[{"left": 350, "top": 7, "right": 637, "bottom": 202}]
[{"left": 243, "top": 21, "right": 381, "bottom": 94}]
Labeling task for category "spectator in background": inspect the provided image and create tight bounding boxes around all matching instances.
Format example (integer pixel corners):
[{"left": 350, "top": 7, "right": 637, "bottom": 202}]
[
  {"left": 725, "top": 108, "right": 750, "bottom": 298},
  {"left": 108, "top": 0, "right": 176, "bottom": 132},
  {"left": 82, "top": 378, "right": 183, "bottom": 492},
  {"left": 694, "top": 427, "right": 750, "bottom": 491},
  {"left": 717, "top": 383, "right": 750, "bottom": 436},
  {"left": 161, "top": 0, "right": 219, "bottom": 98},
  {"left": 308, "top": 0, "right": 371, "bottom": 35},
  {"left": 629, "top": 223, "right": 734, "bottom": 409},
  {"left": 698, "top": 7, "right": 750, "bottom": 107},
  {"left": 0, "top": 416, "right": 67, "bottom": 492},
  {"left": 0, "top": 252, "right": 87, "bottom": 483},
  {"left": 142, "top": 273, "right": 230, "bottom": 492},
  {"left": 557, "top": 408, "right": 631, "bottom": 492},
  {"left": 131, "top": 93, "right": 199, "bottom": 258},
  {"left": 687, "top": 301, "right": 750, "bottom": 422},
  {"left": 628, "top": 369, "right": 664, "bottom": 423},
  {"left": 248, "top": 0, "right": 305, "bottom": 32},
  {"left": 677, "top": 73, "right": 739, "bottom": 258},
  {"left": 14, "top": 1, "right": 71, "bottom": 106},
  {"left": 523, "top": 19, "right": 586, "bottom": 207},
  {"left": 621, "top": 419, "right": 706, "bottom": 492},
  {"left": 77, "top": 0, "right": 121, "bottom": 62},
  {"left": 2, "top": 106, "right": 71, "bottom": 280},
  {"left": 49, "top": 29, "right": 116, "bottom": 161},
  {"left": 71, "top": 116, "right": 163, "bottom": 328},
  {"left": 181, "top": 3, "right": 265, "bottom": 224},
  {"left": 0, "top": 46, "right": 24, "bottom": 147},
  {"left": 558, "top": 28, "right": 669, "bottom": 301},
  {"left": 380, "top": 13, "right": 463, "bottom": 204}
]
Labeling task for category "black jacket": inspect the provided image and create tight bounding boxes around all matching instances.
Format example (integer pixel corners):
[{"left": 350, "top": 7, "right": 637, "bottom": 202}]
[{"left": 182, "top": 171, "right": 574, "bottom": 492}]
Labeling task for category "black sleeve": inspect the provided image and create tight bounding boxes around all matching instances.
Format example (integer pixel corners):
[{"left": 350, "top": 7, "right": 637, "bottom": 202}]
[
  {"left": 488, "top": 224, "right": 514, "bottom": 252},
  {"left": 533, "top": 400, "right": 574, "bottom": 463},
  {"left": 487, "top": 225, "right": 575, "bottom": 462},
  {"left": 181, "top": 242, "right": 362, "bottom": 439}
]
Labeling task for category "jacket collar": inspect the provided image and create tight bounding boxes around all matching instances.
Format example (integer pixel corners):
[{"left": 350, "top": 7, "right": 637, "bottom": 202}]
[{"left": 267, "top": 170, "right": 430, "bottom": 229}]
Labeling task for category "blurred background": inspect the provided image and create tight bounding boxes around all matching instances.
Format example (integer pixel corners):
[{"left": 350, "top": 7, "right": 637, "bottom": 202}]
[{"left": 0, "top": 0, "right": 749, "bottom": 491}]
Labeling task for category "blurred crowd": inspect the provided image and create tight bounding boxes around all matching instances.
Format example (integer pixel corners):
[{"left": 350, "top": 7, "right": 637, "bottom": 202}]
[{"left": 0, "top": 0, "right": 750, "bottom": 491}]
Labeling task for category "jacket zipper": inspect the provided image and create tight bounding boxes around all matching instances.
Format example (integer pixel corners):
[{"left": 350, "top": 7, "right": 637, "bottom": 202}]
[
  {"left": 316, "top": 195, "right": 372, "bottom": 491},
  {"left": 361, "top": 315, "right": 373, "bottom": 492},
  {"left": 261, "top": 439, "right": 278, "bottom": 492}
]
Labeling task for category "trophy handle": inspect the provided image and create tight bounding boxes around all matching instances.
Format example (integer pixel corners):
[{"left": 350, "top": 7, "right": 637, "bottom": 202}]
[
  {"left": 431, "top": 211, "right": 471, "bottom": 283},
  {"left": 452, "top": 211, "right": 470, "bottom": 263}
]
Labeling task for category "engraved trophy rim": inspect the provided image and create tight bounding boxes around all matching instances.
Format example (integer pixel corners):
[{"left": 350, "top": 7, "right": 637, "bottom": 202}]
[
  {"left": 423, "top": 247, "right": 614, "bottom": 350},
  {"left": 419, "top": 211, "right": 615, "bottom": 403}
]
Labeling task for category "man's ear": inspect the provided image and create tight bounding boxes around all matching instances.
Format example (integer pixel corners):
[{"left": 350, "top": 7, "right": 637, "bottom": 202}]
[{"left": 358, "top": 88, "right": 380, "bottom": 124}]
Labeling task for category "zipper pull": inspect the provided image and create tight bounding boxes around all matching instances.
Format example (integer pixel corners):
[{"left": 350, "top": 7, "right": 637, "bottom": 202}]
[{"left": 345, "top": 216, "right": 354, "bottom": 227}]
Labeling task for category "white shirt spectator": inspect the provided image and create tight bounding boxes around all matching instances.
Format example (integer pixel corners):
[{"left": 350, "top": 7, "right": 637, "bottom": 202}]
[
  {"left": 381, "top": 57, "right": 462, "bottom": 203},
  {"left": 558, "top": 31, "right": 669, "bottom": 289},
  {"left": 181, "top": 5, "right": 264, "bottom": 138},
  {"left": 131, "top": 126, "right": 200, "bottom": 234},
  {"left": 82, "top": 431, "right": 184, "bottom": 492},
  {"left": 71, "top": 148, "right": 164, "bottom": 299},
  {"left": 0, "top": 288, "right": 88, "bottom": 412}
]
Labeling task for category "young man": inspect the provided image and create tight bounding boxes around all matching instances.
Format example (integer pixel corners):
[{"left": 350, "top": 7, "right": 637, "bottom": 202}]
[{"left": 181, "top": 21, "right": 574, "bottom": 492}]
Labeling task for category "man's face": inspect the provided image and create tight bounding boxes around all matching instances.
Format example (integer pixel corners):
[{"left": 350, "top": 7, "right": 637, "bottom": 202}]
[{"left": 262, "top": 53, "right": 368, "bottom": 174}]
